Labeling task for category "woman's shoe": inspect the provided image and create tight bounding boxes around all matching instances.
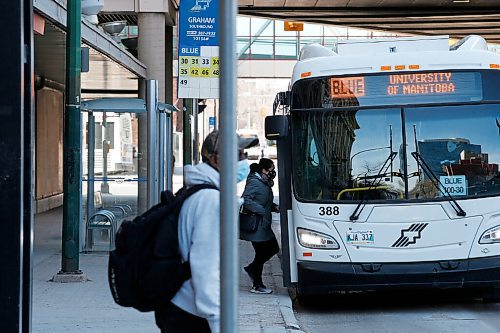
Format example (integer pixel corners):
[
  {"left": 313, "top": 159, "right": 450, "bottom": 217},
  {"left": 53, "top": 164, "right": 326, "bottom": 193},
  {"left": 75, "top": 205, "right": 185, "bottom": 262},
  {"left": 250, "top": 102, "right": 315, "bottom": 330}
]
[{"left": 250, "top": 285, "right": 272, "bottom": 294}]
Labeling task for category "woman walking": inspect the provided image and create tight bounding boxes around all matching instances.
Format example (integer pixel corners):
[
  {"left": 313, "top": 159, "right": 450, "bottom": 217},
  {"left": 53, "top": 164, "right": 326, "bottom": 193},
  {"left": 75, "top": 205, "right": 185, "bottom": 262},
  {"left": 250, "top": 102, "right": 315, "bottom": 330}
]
[{"left": 240, "top": 158, "right": 280, "bottom": 294}]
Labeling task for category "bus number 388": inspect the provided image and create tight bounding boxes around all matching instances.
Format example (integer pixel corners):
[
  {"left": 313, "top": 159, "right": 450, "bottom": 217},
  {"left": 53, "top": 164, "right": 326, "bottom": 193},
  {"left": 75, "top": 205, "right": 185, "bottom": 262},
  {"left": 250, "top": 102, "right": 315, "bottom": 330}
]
[{"left": 319, "top": 206, "right": 340, "bottom": 216}]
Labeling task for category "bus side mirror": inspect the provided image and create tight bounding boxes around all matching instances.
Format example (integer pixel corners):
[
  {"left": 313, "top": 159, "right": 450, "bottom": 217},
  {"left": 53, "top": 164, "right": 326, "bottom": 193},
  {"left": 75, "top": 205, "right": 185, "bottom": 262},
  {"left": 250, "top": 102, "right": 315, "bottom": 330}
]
[{"left": 265, "top": 115, "right": 288, "bottom": 140}]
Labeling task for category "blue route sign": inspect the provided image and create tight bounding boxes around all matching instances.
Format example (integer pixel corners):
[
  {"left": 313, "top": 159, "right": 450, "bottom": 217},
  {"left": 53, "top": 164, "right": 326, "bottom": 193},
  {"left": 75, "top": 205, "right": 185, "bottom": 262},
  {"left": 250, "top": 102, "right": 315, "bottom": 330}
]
[{"left": 179, "top": 0, "right": 219, "bottom": 57}]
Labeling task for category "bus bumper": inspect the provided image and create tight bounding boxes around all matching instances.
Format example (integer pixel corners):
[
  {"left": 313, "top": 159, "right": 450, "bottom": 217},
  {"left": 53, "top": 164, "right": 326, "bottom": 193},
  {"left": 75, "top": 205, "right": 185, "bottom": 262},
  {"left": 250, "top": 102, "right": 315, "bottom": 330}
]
[{"left": 296, "top": 256, "right": 500, "bottom": 296}]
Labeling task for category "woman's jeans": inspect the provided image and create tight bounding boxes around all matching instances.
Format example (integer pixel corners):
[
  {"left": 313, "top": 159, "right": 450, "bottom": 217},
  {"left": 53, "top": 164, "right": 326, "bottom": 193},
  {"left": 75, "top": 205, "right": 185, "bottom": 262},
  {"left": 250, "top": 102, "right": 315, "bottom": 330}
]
[{"left": 248, "top": 236, "right": 280, "bottom": 287}]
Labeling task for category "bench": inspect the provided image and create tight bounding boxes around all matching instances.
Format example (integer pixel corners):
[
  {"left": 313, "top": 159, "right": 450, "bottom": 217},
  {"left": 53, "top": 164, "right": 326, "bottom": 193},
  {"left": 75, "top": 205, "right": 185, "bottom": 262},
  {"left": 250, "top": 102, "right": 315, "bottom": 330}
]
[{"left": 85, "top": 191, "right": 132, "bottom": 251}]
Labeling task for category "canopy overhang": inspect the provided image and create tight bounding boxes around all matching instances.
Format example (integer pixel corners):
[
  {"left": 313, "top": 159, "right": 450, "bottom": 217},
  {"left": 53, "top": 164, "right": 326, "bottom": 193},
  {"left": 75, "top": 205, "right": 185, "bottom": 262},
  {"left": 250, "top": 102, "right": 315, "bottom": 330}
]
[{"left": 234, "top": 1, "right": 500, "bottom": 44}]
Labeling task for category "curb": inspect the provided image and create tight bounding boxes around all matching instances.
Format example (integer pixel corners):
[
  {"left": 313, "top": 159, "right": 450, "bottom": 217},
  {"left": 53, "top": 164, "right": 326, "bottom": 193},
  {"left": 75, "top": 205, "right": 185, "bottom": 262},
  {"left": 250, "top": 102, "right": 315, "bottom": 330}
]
[{"left": 269, "top": 255, "right": 306, "bottom": 333}]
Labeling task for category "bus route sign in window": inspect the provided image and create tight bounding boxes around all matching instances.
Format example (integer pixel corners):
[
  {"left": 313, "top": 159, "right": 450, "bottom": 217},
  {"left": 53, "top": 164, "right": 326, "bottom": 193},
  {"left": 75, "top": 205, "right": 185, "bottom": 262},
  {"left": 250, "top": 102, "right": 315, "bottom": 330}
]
[
  {"left": 331, "top": 76, "right": 366, "bottom": 98},
  {"left": 328, "top": 72, "right": 482, "bottom": 105},
  {"left": 387, "top": 73, "right": 456, "bottom": 96},
  {"left": 293, "top": 71, "right": 484, "bottom": 109}
]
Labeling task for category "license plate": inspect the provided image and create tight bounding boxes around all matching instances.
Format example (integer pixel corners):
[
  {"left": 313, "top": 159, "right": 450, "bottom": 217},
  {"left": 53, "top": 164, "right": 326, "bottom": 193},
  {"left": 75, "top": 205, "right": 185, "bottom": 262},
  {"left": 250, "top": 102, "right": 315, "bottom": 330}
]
[{"left": 346, "top": 230, "right": 374, "bottom": 245}]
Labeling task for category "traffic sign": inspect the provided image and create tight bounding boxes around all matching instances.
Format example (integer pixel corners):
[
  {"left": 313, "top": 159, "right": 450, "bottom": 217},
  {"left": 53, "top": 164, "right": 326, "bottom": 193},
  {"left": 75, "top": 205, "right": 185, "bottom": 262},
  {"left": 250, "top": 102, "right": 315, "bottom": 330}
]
[{"left": 178, "top": 0, "right": 219, "bottom": 99}]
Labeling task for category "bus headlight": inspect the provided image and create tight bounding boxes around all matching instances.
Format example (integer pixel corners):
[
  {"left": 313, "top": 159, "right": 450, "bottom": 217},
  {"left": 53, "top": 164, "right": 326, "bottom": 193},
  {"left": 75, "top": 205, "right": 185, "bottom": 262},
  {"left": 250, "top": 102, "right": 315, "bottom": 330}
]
[
  {"left": 480, "top": 226, "right": 500, "bottom": 244},
  {"left": 297, "top": 228, "right": 339, "bottom": 249}
]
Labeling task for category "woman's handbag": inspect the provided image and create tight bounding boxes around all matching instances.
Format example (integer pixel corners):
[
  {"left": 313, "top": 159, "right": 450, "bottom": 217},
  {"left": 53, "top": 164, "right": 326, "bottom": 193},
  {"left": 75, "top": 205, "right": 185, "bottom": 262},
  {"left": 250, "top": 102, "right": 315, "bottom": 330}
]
[{"left": 239, "top": 208, "right": 261, "bottom": 233}]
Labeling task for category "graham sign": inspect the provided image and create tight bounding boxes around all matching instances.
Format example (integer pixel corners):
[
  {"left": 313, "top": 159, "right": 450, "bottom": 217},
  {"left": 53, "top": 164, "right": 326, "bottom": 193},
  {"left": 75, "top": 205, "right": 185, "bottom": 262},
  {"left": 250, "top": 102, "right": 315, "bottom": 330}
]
[{"left": 178, "top": 0, "right": 219, "bottom": 99}]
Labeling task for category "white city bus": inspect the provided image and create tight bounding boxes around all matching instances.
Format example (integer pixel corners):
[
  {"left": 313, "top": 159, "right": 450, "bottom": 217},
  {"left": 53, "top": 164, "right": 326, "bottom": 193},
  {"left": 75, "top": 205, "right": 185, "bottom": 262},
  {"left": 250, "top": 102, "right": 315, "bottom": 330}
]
[{"left": 266, "top": 35, "right": 500, "bottom": 302}]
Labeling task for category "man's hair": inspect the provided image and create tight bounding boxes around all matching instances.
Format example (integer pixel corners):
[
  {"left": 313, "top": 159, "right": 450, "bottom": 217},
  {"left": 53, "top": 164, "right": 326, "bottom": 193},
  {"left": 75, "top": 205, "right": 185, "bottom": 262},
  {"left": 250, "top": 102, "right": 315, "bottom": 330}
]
[{"left": 250, "top": 158, "right": 274, "bottom": 173}]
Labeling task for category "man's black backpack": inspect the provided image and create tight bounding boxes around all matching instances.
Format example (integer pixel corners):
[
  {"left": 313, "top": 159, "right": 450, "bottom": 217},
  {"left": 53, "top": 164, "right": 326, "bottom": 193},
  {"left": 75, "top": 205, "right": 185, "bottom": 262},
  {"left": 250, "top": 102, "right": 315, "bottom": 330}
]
[{"left": 108, "top": 184, "right": 217, "bottom": 312}]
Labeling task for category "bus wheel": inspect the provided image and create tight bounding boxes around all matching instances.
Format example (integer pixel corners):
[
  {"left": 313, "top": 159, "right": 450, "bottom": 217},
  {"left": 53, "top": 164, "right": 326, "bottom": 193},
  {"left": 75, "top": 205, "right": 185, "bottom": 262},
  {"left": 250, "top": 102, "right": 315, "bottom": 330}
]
[
  {"left": 296, "top": 294, "right": 315, "bottom": 306},
  {"left": 294, "top": 287, "right": 316, "bottom": 307},
  {"left": 483, "top": 287, "right": 500, "bottom": 303}
]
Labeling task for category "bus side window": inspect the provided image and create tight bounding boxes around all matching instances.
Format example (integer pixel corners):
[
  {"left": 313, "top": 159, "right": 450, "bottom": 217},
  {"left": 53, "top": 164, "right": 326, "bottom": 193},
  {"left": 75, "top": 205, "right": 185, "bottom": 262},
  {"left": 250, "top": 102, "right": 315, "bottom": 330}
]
[
  {"left": 305, "top": 137, "right": 323, "bottom": 199},
  {"left": 310, "top": 140, "right": 319, "bottom": 166}
]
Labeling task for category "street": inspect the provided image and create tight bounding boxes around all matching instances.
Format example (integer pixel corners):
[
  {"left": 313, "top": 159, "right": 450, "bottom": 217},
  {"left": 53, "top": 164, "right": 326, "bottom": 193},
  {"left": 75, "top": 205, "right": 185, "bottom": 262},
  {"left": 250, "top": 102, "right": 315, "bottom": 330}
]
[{"left": 292, "top": 289, "right": 500, "bottom": 333}]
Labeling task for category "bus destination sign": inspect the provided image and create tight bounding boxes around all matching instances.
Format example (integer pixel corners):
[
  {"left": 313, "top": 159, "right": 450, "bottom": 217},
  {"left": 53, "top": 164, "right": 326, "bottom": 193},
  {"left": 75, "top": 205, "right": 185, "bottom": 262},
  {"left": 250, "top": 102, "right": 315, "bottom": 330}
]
[
  {"left": 331, "top": 76, "right": 366, "bottom": 97},
  {"left": 329, "top": 72, "right": 482, "bottom": 104},
  {"left": 387, "top": 73, "right": 454, "bottom": 95}
]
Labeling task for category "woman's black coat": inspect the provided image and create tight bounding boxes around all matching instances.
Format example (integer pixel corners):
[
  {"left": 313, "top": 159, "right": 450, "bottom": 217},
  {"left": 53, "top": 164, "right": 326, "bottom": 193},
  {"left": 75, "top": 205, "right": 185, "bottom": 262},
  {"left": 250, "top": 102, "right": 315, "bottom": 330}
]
[{"left": 240, "top": 172, "right": 277, "bottom": 242}]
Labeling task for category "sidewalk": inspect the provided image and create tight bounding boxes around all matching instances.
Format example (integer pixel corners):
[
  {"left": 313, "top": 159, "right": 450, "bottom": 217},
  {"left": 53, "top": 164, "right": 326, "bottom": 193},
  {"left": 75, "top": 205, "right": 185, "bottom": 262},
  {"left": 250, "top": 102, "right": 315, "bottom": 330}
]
[{"left": 32, "top": 207, "right": 303, "bottom": 333}]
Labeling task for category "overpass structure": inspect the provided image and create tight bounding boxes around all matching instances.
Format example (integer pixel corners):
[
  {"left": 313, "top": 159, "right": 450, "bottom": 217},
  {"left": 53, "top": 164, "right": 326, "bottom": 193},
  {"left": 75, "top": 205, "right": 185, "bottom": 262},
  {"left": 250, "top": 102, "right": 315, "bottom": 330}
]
[
  {"left": 97, "top": 1, "right": 500, "bottom": 45},
  {"left": 236, "top": 1, "right": 500, "bottom": 44}
]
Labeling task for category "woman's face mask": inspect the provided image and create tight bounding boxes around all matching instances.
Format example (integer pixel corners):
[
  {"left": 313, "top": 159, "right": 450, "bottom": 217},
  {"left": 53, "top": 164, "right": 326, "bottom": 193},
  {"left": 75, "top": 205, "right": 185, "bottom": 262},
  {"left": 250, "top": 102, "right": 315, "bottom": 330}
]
[
  {"left": 236, "top": 159, "right": 250, "bottom": 183},
  {"left": 262, "top": 168, "right": 276, "bottom": 182}
]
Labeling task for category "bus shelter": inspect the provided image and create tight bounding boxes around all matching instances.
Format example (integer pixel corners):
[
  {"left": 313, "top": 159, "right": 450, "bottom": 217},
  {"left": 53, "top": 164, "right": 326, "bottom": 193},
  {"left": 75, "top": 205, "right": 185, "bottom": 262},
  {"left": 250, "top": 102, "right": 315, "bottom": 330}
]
[{"left": 80, "top": 80, "right": 177, "bottom": 250}]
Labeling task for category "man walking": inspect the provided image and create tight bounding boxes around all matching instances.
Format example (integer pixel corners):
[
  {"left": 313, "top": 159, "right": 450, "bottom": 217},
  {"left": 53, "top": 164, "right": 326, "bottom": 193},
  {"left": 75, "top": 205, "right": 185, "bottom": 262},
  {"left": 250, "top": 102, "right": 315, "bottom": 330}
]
[{"left": 155, "top": 130, "right": 258, "bottom": 333}]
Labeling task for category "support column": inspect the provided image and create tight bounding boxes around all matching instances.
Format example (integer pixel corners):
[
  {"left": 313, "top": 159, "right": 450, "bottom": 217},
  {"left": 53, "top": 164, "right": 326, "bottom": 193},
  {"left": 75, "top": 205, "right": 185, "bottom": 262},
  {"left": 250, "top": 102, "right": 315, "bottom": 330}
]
[
  {"left": 137, "top": 12, "right": 166, "bottom": 213},
  {"left": 0, "top": 0, "right": 33, "bottom": 331},
  {"left": 57, "top": 0, "right": 87, "bottom": 281}
]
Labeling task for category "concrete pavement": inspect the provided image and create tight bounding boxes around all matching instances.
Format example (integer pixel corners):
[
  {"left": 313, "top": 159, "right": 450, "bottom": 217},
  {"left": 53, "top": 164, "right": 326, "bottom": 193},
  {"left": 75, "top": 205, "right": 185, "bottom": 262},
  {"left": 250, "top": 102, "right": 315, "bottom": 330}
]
[{"left": 32, "top": 206, "right": 303, "bottom": 333}]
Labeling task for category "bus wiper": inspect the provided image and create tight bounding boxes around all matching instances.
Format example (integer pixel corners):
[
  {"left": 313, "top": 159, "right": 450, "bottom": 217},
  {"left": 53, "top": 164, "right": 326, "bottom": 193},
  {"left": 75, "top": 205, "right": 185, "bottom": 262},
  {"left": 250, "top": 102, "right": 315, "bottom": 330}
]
[
  {"left": 349, "top": 152, "right": 397, "bottom": 221},
  {"left": 411, "top": 151, "right": 466, "bottom": 217}
]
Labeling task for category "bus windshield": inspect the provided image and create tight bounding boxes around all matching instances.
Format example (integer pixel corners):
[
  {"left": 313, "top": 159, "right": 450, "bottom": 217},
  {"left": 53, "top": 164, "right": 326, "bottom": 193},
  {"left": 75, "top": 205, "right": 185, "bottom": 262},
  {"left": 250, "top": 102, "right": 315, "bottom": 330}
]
[{"left": 291, "top": 104, "right": 500, "bottom": 202}]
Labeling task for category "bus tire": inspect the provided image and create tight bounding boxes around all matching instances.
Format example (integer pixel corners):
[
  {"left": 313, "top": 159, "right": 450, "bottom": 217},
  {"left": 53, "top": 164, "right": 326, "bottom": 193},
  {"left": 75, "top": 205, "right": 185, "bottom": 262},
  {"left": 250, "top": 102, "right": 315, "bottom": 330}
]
[
  {"left": 296, "top": 294, "right": 315, "bottom": 307},
  {"left": 483, "top": 287, "right": 500, "bottom": 303},
  {"left": 294, "top": 287, "right": 316, "bottom": 307}
]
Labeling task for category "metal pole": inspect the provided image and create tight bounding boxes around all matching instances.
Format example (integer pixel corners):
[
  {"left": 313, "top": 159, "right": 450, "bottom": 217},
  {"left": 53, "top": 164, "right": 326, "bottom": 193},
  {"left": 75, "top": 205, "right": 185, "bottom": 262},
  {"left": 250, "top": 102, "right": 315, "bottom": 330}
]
[
  {"left": 23, "top": 0, "right": 35, "bottom": 329},
  {"left": 202, "top": 103, "right": 206, "bottom": 142},
  {"left": 193, "top": 99, "right": 199, "bottom": 164},
  {"left": 101, "top": 113, "right": 109, "bottom": 193},
  {"left": 146, "top": 80, "right": 159, "bottom": 207},
  {"left": 165, "top": 112, "right": 173, "bottom": 191},
  {"left": 159, "top": 111, "right": 166, "bottom": 192},
  {"left": 137, "top": 80, "right": 148, "bottom": 214},
  {"left": 86, "top": 113, "right": 95, "bottom": 249},
  {"left": 214, "top": 99, "right": 218, "bottom": 130},
  {"left": 183, "top": 99, "right": 192, "bottom": 166},
  {"left": 165, "top": 25, "right": 174, "bottom": 191},
  {"left": 219, "top": 0, "right": 238, "bottom": 332},
  {"left": 61, "top": 0, "right": 82, "bottom": 274},
  {"left": 0, "top": 0, "right": 32, "bottom": 330}
]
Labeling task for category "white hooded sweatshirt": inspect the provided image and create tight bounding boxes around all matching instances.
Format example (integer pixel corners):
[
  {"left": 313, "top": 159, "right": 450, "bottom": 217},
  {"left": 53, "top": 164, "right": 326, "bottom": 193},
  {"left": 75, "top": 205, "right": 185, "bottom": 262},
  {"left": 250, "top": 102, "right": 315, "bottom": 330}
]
[{"left": 172, "top": 162, "right": 220, "bottom": 333}]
